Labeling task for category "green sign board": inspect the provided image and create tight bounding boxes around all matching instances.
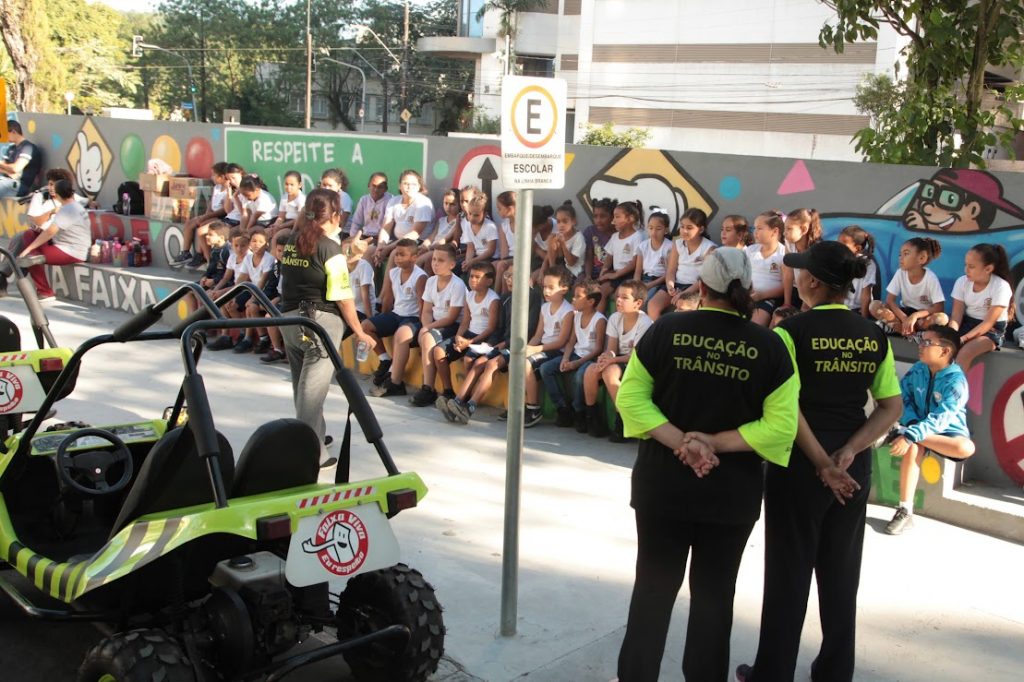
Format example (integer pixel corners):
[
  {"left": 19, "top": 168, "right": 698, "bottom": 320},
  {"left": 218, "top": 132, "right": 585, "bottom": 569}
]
[{"left": 223, "top": 127, "right": 427, "bottom": 203}]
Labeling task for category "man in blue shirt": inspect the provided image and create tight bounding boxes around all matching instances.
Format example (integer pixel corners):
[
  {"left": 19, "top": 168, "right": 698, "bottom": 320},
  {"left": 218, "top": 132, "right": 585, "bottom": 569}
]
[{"left": 0, "top": 121, "right": 41, "bottom": 198}]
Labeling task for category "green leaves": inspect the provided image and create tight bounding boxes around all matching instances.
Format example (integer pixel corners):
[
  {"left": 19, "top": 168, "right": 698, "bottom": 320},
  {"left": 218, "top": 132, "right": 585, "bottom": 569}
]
[{"left": 578, "top": 123, "right": 651, "bottom": 148}]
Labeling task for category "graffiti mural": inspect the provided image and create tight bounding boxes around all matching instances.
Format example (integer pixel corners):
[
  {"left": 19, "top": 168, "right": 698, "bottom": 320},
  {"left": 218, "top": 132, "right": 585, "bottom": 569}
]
[
  {"left": 48, "top": 264, "right": 160, "bottom": 313},
  {"left": 67, "top": 118, "right": 114, "bottom": 200}
]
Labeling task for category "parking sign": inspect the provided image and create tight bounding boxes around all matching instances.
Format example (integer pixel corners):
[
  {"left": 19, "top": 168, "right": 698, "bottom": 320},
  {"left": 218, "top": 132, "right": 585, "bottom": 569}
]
[{"left": 501, "top": 76, "right": 566, "bottom": 190}]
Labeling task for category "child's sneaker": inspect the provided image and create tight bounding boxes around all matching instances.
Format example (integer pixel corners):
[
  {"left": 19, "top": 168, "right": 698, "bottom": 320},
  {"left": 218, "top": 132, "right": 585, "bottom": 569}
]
[
  {"left": 187, "top": 253, "right": 208, "bottom": 270},
  {"left": 409, "top": 384, "right": 437, "bottom": 407},
  {"left": 170, "top": 249, "right": 193, "bottom": 268},
  {"left": 370, "top": 377, "right": 406, "bottom": 398},
  {"left": 885, "top": 507, "right": 913, "bottom": 535},
  {"left": 207, "top": 335, "right": 234, "bottom": 351},
  {"left": 450, "top": 399, "right": 475, "bottom": 425},
  {"left": 555, "top": 406, "right": 574, "bottom": 428},
  {"left": 260, "top": 348, "right": 287, "bottom": 363},
  {"left": 524, "top": 406, "right": 543, "bottom": 428},
  {"left": 233, "top": 337, "right": 254, "bottom": 353},
  {"left": 372, "top": 359, "right": 392, "bottom": 387},
  {"left": 574, "top": 410, "right": 588, "bottom": 433},
  {"left": 497, "top": 409, "right": 508, "bottom": 421},
  {"left": 254, "top": 336, "right": 271, "bottom": 354},
  {"left": 436, "top": 395, "right": 457, "bottom": 422}
]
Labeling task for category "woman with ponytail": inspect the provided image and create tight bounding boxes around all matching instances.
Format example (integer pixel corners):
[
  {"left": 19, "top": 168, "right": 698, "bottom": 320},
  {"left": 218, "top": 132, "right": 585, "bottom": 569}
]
[
  {"left": 615, "top": 247, "right": 800, "bottom": 682},
  {"left": 279, "top": 188, "right": 375, "bottom": 467},
  {"left": 735, "top": 240, "right": 902, "bottom": 682}
]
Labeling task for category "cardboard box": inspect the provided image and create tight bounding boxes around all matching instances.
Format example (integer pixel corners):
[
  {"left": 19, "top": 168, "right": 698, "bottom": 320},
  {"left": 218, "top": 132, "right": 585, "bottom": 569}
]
[
  {"left": 169, "top": 176, "right": 213, "bottom": 200},
  {"left": 138, "top": 173, "right": 171, "bottom": 195},
  {"left": 144, "top": 192, "right": 176, "bottom": 221}
]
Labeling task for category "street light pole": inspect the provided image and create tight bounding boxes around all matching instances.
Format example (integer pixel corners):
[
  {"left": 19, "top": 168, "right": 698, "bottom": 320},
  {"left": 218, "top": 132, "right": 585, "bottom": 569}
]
[
  {"left": 354, "top": 24, "right": 403, "bottom": 133},
  {"left": 320, "top": 55, "right": 366, "bottom": 131},
  {"left": 401, "top": 0, "right": 409, "bottom": 134},
  {"left": 305, "top": 0, "right": 312, "bottom": 129},
  {"left": 138, "top": 41, "right": 197, "bottom": 117}
]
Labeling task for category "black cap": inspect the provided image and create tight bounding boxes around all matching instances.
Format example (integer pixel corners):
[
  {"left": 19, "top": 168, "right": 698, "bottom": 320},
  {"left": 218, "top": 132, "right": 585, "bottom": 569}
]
[{"left": 782, "top": 240, "right": 857, "bottom": 289}]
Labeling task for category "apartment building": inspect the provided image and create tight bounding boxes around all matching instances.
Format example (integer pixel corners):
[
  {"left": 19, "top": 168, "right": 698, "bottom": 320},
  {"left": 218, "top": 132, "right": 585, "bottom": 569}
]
[{"left": 419, "top": 0, "right": 908, "bottom": 161}]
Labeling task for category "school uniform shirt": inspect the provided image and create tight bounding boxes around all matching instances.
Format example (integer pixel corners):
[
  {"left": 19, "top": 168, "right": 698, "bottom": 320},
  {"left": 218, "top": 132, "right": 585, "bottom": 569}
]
[
  {"left": 210, "top": 185, "right": 227, "bottom": 212},
  {"left": 638, "top": 239, "right": 672, "bottom": 278},
  {"left": 349, "top": 258, "right": 377, "bottom": 316},
  {"left": 899, "top": 361, "right": 970, "bottom": 443},
  {"left": 279, "top": 233, "right": 354, "bottom": 313},
  {"left": 434, "top": 216, "right": 459, "bottom": 243},
  {"left": 572, "top": 311, "right": 606, "bottom": 357},
  {"left": 350, "top": 191, "right": 391, "bottom": 237},
  {"left": 674, "top": 237, "right": 716, "bottom": 285},
  {"left": 422, "top": 274, "right": 468, "bottom": 323},
  {"left": 240, "top": 250, "right": 276, "bottom": 285},
  {"left": 533, "top": 231, "right": 550, "bottom": 254},
  {"left": 607, "top": 311, "right": 653, "bottom": 357},
  {"left": 384, "top": 194, "right": 434, "bottom": 241},
  {"left": 244, "top": 189, "right": 279, "bottom": 223},
  {"left": 583, "top": 224, "right": 613, "bottom": 279},
  {"left": 952, "top": 274, "right": 1012, "bottom": 322},
  {"left": 886, "top": 268, "right": 945, "bottom": 311},
  {"left": 461, "top": 219, "right": 499, "bottom": 257},
  {"left": 467, "top": 289, "right": 501, "bottom": 336},
  {"left": 225, "top": 251, "right": 245, "bottom": 280},
  {"left": 278, "top": 192, "right": 306, "bottom": 221},
  {"left": 225, "top": 191, "right": 243, "bottom": 222},
  {"left": 617, "top": 308, "right": 799, "bottom": 523},
  {"left": 846, "top": 259, "right": 877, "bottom": 310},
  {"left": 559, "top": 231, "right": 587, "bottom": 277},
  {"left": 540, "top": 299, "right": 574, "bottom": 345},
  {"left": 389, "top": 265, "right": 428, "bottom": 317},
  {"left": 607, "top": 230, "right": 644, "bottom": 271},
  {"left": 202, "top": 244, "right": 229, "bottom": 280},
  {"left": 746, "top": 242, "right": 785, "bottom": 292},
  {"left": 501, "top": 217, "right": 515, "bottom": 256}
]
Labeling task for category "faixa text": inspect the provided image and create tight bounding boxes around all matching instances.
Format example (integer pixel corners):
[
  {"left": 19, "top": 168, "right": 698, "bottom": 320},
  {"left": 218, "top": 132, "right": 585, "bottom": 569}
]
[{"left": 672, "top": 333, "right": 760, "bottom": 360}]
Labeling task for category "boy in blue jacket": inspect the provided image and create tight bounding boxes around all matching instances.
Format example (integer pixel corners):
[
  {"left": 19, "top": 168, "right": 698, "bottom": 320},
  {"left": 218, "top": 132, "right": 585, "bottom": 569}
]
[{"left": 886, "top": 325, "right": 975, "bottom": 534}]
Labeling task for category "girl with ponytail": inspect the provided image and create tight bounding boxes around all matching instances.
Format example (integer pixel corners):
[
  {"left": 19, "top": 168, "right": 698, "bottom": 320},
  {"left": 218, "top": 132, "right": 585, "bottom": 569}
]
[
  {"left": 949, "top": 243, "right": 1014, "bottom": 368},
  {"left": 870, "top": 236, "right": 948, "bottom": 335}
]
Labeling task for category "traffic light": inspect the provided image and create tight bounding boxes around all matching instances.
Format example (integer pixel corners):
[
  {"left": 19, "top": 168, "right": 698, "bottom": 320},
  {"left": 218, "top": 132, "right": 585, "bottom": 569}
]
[
  {"left": 190, "top": 82, "right": 197, "bottom": 95},
  {"left": 132, "top": 35, "right": 143, "bottom": 58}
]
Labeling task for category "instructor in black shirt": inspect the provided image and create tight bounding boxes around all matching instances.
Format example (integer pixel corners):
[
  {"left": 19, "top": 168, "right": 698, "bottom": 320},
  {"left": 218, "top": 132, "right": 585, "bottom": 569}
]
[
  {"left": 280, "top": 188, "right": 375, "bottom": 468},
  {"left": 615, "top": 247, "right": 800, "bottom": 682},
  {"left": 736, "top": 240, "right": 902, "bottom": 682}
]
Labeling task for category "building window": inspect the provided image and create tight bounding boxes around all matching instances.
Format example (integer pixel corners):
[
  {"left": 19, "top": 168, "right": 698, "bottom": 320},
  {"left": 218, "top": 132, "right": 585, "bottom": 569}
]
[
  {"left": 516, "top": 55, "right": 555, "bottom": 78},
  {"left": 458, "top": 0, "right": 486, "bottom": 38}
]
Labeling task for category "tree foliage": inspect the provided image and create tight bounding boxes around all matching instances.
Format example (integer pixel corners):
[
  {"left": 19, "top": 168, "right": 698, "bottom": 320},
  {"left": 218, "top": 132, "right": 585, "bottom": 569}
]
[
  {"left": 578, "top": 123, "right": 651, "bottom": 148},
  {"left": 476, "top": 0, "right": 548, "bottom": 75},
  {"left": 821, "top": 0, "right": 1024, "bottom": 167}
]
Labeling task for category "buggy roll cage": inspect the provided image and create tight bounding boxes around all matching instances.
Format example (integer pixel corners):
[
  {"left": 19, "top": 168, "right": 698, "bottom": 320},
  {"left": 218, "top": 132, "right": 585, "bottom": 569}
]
[
  {"left": 4, "top": 281, "right": 397, "bottom": 511},
  {"left": 0, "top": 246, "right": 59, "bottom": 349}
]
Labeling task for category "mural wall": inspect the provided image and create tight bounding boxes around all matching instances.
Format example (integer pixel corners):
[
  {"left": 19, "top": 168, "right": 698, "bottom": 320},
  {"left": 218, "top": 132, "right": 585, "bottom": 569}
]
[{"left": 5, "top": 113, "right": 1024, "bottom": 491}]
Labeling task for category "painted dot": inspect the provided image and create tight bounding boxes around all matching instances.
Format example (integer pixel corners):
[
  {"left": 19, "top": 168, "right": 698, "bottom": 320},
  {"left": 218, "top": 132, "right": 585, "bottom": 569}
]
[
  {"left": 432, "top": 160, "right": 449, "bottom": 182},
  {"left": 719, "top": 176, "right": 742, "bottom": 201},
  {"left": 177, "top": 300, "right": 190, "bottom": 320},
  {"left": 210, "top": 128, "right": 221, "bottom": 142},
  {"left": 27, "top": 120, "right": 36, "bottom": 134},
  {"left": 921, "top": 455, "right": 942, "bottom": 485}
]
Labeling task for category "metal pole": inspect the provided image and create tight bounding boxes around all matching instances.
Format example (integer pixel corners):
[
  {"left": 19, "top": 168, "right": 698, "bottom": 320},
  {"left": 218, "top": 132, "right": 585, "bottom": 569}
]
[
  {"left": 500, "top": 188, "right": 533, "bottom": 636},
  {"left": 401, "top": 0, "right": 409, "bottom": 135},
  {"left": 304, "top": 0, "right": 312, "bottom": 129},
  {"left": 321, "top": 57, "right": 366, "bottom": 132},
  {"left": 186, "top": 61, "right": 197, "bottom": 120}
]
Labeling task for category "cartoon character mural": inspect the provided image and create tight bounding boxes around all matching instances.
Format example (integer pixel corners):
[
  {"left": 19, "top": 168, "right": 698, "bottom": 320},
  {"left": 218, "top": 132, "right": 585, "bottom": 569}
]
[
  {"left": 821, "top": 168, "right": 1024, "bottom": 320},
  {"left": 576, "top": 148, "right": 717, "bottom": 230},
  {"left": 66, "top": 118, "right": 113, "bottom": 203}
]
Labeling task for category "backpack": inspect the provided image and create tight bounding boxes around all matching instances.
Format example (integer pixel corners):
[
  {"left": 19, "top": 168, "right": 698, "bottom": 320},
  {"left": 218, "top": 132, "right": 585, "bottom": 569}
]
[{"left": 113, "top": 181, "right": 144, "bottom": 215}]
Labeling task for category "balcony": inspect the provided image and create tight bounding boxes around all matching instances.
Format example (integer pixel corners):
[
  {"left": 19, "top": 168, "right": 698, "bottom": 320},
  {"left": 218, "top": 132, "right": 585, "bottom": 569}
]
[{"left": 416, "top": 35, "right": 496, "bottom": 60}]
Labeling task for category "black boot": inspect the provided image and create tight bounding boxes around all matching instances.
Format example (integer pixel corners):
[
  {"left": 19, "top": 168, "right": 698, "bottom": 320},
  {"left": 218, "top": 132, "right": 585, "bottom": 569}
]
[
  {"left": 555, "top": 405, "right": 574, "bottom": 427},
  {"left": 609, "top": 414, "right": 627, "bottom": 443},
  {"left": 574, "top": 409, "right": 588, "bottom": 433},
  {"left": 587, "top": 404, "right": 609, "bottom": 438}
]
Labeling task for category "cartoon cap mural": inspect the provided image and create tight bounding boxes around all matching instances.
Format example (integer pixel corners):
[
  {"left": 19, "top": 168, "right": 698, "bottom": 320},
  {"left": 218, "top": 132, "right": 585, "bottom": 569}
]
[{"left": 904, "top": 168, "right": 1024, "bottom": 233}]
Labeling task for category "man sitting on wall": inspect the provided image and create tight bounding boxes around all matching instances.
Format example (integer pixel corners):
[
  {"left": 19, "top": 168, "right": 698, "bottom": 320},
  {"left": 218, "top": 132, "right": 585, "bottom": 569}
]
[{"left": 0, "top": 121, "right": 42, "bottom": 198}]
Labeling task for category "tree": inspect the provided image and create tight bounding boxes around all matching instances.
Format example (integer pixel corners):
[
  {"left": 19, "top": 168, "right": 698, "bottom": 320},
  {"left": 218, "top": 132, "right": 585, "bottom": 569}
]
[
  {"left": 579, "top": 123, "right": 651, "bottom": 148},
  {"left": 820, "top": 0, "right": 1024, "bottom": 167},
  {"left": 476, "top": 0, "right": 548, "bottom": 75},
  {"left": 1, "top": 0, "right": 59, "bottom": 111}
]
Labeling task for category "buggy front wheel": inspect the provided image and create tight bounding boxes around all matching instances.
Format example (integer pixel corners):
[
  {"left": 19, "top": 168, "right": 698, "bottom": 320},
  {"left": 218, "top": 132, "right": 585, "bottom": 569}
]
[
  {"left": 78, "top": 628, "right": 196, "bottom": 682},
  {"left": 336, "top": 563, "right": 445, "bottom": 682}
]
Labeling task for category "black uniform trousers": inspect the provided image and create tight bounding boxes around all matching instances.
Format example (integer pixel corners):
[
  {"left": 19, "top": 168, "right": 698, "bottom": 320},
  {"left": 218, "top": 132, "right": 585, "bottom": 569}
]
[
  {"left": 749, "top": 446, "right": 871, "bottom": 682},
  {"left": 618, "top": 507, "right": 755, "bottom": 682}
]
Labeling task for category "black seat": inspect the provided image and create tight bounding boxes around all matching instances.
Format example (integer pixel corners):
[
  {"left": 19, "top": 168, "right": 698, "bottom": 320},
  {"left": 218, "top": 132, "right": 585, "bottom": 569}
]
[
  {"left": 231, "top": 419, "right": 320, "bottom": 498},
  {"left": 110, "top": 426, "right": 234, "bottom": 538}
]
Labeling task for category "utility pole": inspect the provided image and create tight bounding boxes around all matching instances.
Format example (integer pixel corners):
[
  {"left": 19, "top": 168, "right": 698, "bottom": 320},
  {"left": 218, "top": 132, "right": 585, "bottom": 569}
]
[
  {"left": 400, "top": 0, "right": 409, "bottom": 134},
  {"left": 305, "top": 0, "right": 312, "bottom": 129},
  {"left": 199, "top": 6, "right": 207, "bottom": 122}
]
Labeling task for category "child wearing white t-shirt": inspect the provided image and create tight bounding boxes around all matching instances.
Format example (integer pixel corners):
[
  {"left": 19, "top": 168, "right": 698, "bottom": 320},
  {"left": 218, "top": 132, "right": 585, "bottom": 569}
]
[
  {"left": 175, "top": 161, "right": 231, "bottom": 269},
  {"left": 598, "top": 200, "right": 644, "bottom": 310},
  {"left": 237, "top": 176, "right": 278, "bottom": 233},
  {"left": 634, "top": 210, "right": 672, "bottom": 317},
  {"left": 746, "top": 210, "right": 787, "bottom": 326},
  {"left": 271, "top": 170, "right": 306, "bottom": 235},
  {"left": 545, "top": 202, "right": 587, "bottom": 278},
  {"left": 408, "top": 244, "right": 467, "bottom": 406},
  {"left": 207, "top": 231, "right": 252, "bottom": 351},
  {"left": 950, "top": 243, "right": 1015, "bottom": 369},
  {"left": 649, "top": 208, "right": 715, "bottom": 318},
  {"left": 870, "top": 237, "right": 948, "bottom": 335}
]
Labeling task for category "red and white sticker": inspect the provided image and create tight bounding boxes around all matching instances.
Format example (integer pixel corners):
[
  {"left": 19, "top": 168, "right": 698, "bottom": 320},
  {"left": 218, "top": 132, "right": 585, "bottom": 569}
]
[
  {"left": 301, "top": 509, "right": 369, "bottom": 577},
  {"left": 296, "top": 486, "right": 373, "bottom": 509},
  {"left": 0, "top": 369, "right": 24, "bottom": 414}
]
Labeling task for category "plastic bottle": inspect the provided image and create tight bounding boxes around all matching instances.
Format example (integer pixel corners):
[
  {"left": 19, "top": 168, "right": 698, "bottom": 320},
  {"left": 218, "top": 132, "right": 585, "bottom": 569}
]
[
  {"left": 112, "top": 238, "right": 122, "bottom": 266},
  {"left": 88, "top": 242, "right": 101, "bottom": 264},
  {"left": 121, "top": 192, "right": 131, "bottom": 215},
  {"left": 356, "top": 340, "right": 370, "bottom": 363},
  {"left": 139, "top": 243, "right": 151, "bottom": 266},
  {"left": 100, "top": 240, "right": 112, "bottom": 264},
  {"left": 121, "top": 242, "right": 132, "bottom": 267}
]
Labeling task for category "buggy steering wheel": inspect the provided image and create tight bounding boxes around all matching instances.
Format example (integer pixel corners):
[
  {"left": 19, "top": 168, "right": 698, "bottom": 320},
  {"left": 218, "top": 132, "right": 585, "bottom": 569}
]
[{"left": 56, "top": 428, "right": 134, "bottom": 496}]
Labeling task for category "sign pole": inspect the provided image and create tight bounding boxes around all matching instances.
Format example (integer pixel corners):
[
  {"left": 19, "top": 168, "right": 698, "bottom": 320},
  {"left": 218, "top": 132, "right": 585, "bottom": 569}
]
[{"left": 500, "top": 187, "right": 533, "bottom": 636}]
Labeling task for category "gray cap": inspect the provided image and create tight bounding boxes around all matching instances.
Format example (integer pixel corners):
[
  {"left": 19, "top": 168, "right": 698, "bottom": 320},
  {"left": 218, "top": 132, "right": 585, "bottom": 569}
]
[{"left": 700, "top": 246, "right": 752, "bottom": 293}]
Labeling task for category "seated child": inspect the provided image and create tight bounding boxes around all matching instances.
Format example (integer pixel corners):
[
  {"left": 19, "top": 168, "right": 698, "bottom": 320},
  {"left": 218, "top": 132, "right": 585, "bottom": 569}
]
[
  {"left": 885, "top": 325, "right": 975, "bottom": 535},
  {"left": 949, "top": 243, "right": 1014, "bottom": 370},
  {"left": 237, "top": 175, "right": 279, "bottom": 233},
  {"left": 769, "top": 305, "right": 800, "bottom": 329},
  {"left": 174, "top": 161, "right": 229, "bottom": 269},
  {"left": 719, "top": 214, "right": 752, "bottom": 247},
  {"left": 523, "top": 266, "right": 575, "bottom": 427},
  {"left": 460, "top": 193, "right": 499, "bottom": 271},
  {"left": 259, "top": 230, "right": 293, "bottom": 364},
  {"left": 634, "top": 209, "right": 672, "bottom": 318},
  {"left": 533, "top": 278, "right": 607, "bottom": 430},
  {"left": 544, "top": 201, "right": 586, "bottom": 280},
  {"left": 408, "top": 243, "right": 467, "bottom": 406},
  {"left": 229, "top": 228, "right": 275, "bottom": 353},
  {"left": 439, "top": 264, "right": 541, "bottom": 424},
  {"left": 269, "top": 170, "right": 305, "bottom": 237},
  {"left": 364, "top": 239, "right": 428, "bottom": 396},
  {"left": 197, "top": 221, "right": 231, "bottom": 292},
  {"left": 583, "top": 280, "right": 652, "bottom": 441},
  {"left": 207, "top": 230, "right": 250, "bottom": 350},
  {"left": 247, "top": 229, "right": 288, "bottom": 357},
  {"left": 870, "top": 237, "right": 948, "bottom": 334},
  {"left": 431, "top": 261, "right": 500, "bottom": 414}
]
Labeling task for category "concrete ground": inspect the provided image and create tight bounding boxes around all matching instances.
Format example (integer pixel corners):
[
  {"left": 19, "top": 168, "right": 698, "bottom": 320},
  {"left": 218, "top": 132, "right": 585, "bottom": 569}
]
[{"left": 0, "top": 297, "right": 1021, "bottom": 681}]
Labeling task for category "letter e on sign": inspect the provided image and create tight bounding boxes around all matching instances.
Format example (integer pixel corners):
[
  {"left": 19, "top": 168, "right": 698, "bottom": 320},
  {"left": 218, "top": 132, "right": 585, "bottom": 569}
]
[{"left": 501, "top": 75, "right": 566, "bottom": 190}]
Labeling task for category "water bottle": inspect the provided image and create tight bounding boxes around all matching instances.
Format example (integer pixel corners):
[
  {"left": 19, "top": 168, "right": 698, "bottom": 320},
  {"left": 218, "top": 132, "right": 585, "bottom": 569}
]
[
  {"left": 100, "top": 240, "right": 112, "bottom": 263},
  {"left": 356, "top": 340, "right": 370, "bottom": 363},
  {"left": 88, "top": 242, "right": 101, "bottom": 263},
  {"left": 121, "top": 192, "right": 131, "bottom": 215},
  {"left": 112, "top": 238, "right": 122, "bottom": 266},
  {"left": 122, "top": 242, "right": 133, "bottom": 267}
]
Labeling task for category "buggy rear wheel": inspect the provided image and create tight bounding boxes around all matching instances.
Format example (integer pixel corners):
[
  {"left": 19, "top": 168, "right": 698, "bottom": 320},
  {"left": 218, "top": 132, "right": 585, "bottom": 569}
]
[
  {"left": 336, "top": 563, "right": 445, "bottom": 682},
  {"left": 78, "top": 628, "right": 196, "bottom": 682}
]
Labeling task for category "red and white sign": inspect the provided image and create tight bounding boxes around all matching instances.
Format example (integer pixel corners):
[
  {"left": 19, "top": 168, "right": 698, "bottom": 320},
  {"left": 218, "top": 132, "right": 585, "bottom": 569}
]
[
  {"left": 991, "top": 370, "right": 1024, "bottom": 486},
  {"left": 0, "top": 369, "right": 24, "bottom": 414},
  {"left": 301, "top": 509, "right": 369, "bottom": 577}
]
